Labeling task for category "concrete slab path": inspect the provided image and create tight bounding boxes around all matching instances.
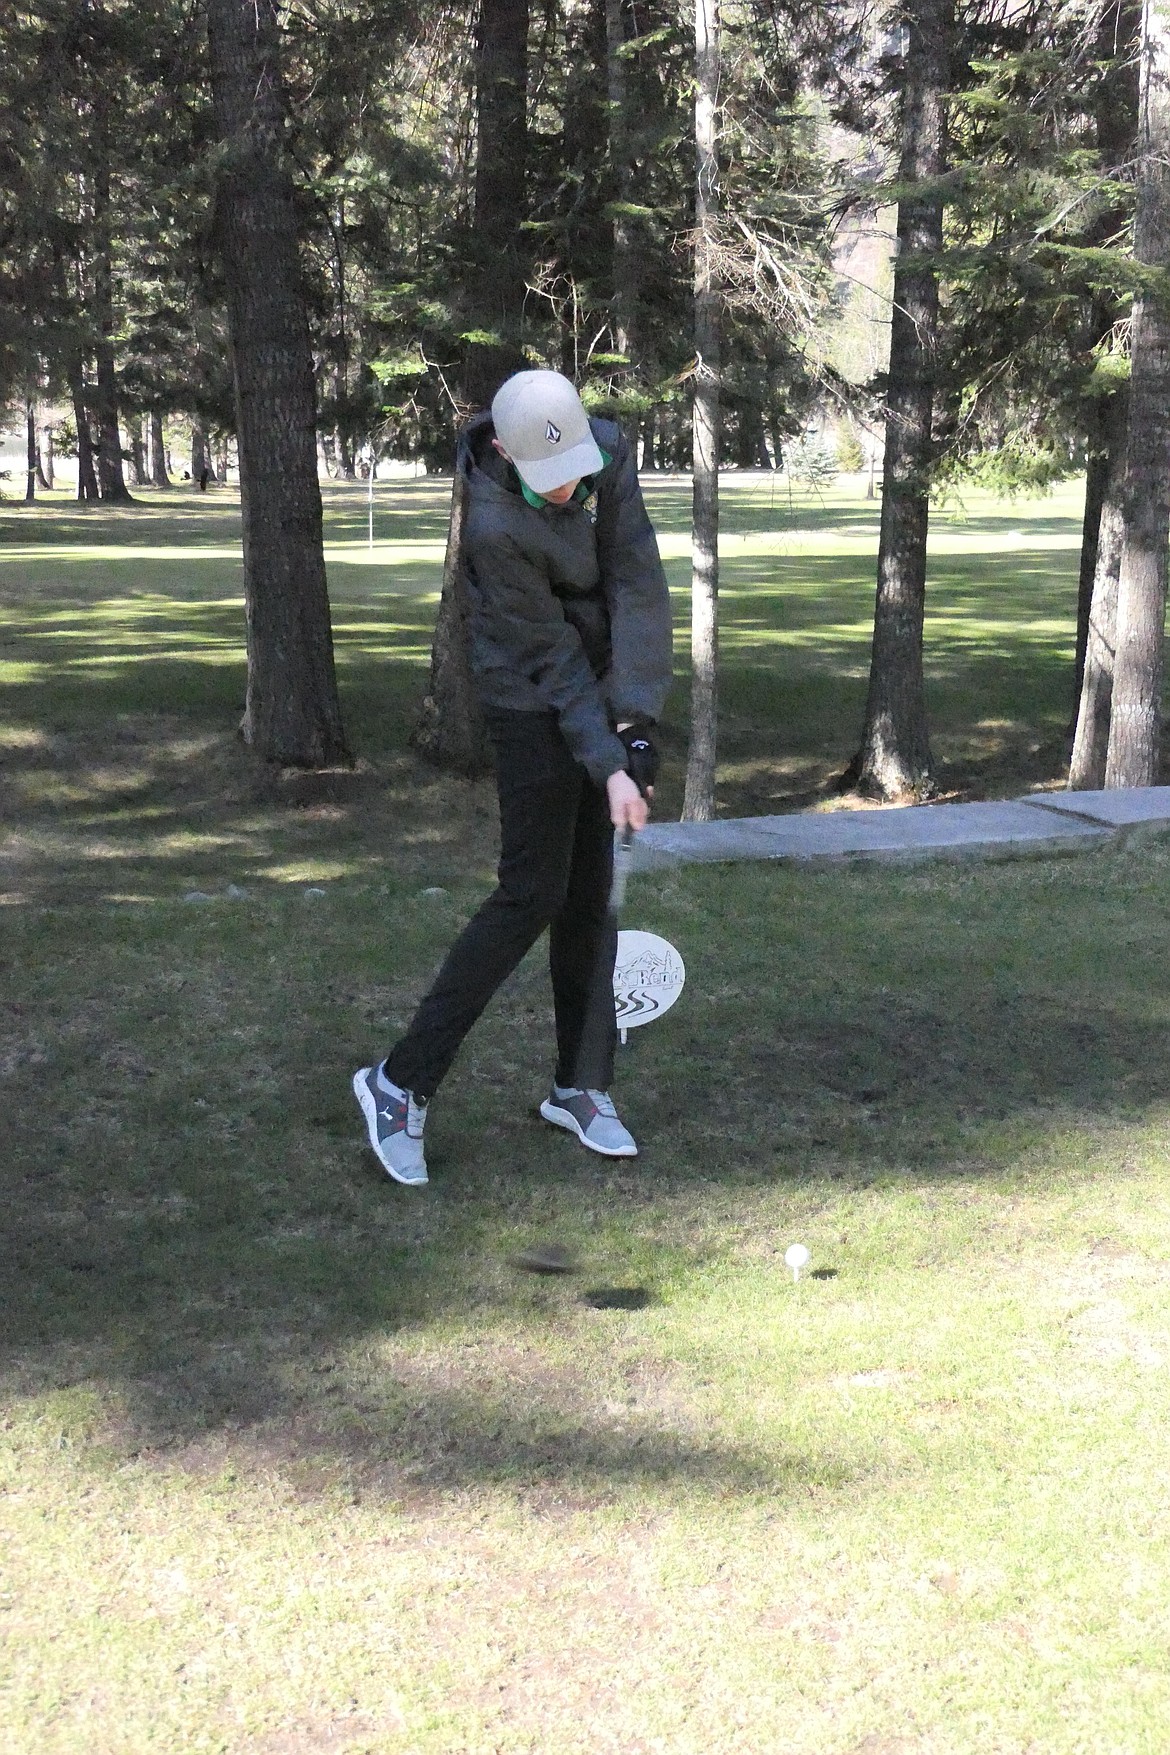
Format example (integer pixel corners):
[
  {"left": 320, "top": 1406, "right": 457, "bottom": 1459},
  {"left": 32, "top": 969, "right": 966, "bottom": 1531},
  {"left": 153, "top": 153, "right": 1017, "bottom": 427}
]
[
  {"left": 1013, "top": 785, "right": 1170, "bottom": 828},
  {"left": 635, "top": 787, "right": 1170, "bottom": 872}
]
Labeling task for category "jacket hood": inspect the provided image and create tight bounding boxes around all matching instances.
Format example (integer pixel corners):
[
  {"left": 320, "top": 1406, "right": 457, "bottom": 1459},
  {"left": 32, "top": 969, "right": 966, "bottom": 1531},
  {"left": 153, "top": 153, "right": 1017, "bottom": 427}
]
[{"left": 457, "top": 410, "right": 503, "bottom": 477}]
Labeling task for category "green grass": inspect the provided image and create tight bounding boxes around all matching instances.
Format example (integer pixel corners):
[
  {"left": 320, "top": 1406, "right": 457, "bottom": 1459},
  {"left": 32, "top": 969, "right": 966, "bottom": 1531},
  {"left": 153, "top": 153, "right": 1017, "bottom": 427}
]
[
  {"left": 0, "top": 475, "right": 1092, "bottom": 873},
  {"left": 4, "top": 480, "right": 1170, "bottom": 1752}
]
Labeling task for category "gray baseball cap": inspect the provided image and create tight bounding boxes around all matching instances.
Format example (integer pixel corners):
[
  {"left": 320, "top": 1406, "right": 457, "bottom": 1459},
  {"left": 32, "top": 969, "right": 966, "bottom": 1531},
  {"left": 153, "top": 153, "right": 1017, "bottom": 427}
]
[{"left": 491, "top": 370, "right": 604, "bottom": 494}]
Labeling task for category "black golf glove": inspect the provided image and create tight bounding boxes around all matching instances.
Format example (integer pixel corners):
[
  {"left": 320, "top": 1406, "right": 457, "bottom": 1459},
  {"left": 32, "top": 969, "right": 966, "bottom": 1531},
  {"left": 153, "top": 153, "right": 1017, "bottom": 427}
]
[{"left": 618, "top": 721, "right": 659, "bottom": 796}]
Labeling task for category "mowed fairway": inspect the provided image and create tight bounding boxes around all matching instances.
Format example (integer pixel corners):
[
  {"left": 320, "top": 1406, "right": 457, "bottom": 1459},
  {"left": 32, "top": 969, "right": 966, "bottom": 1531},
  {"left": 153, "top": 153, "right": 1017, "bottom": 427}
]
[{"left": 3, "top": 479, "right": 1170, "bottom": 1754}]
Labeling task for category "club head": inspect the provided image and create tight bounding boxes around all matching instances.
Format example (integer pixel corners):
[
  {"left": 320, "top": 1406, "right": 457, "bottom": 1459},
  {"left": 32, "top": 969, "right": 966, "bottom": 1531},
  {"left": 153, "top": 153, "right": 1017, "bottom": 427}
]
[{"left": 513, "top": 1242, "right": 575, "bottom": 1275}]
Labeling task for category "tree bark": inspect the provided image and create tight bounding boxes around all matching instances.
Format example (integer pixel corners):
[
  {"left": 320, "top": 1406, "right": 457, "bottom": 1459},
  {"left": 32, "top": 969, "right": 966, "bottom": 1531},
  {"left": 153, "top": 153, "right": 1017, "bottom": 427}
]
[
  {"left": 605, "top": 0, "right": 641, "bottom": 370},
  {"left": 71, "top": 363, "right": 100, "bottom": 502},
  {"left": 850, "top": 0, "right": 952, "bottom": 799},
  {"left": 92, "top": 165, "right": 133, "bottom": 504},
  {"left": 1069, "top": 388, "right": 1127, "bottom": 786},
  {"left": 191, "top": 421, "right": 208, "bottom": 482},
  {"left": 330, "top": 202, "right": 357, "bottom": 479},
  {"left": 150, "top": 410, "right": 171, "bottom": 487},
  {"left": 559, "top": 0, "right": 608, "bottom": 381},
  {"left": 640, "top": 407, "right": 657, "bottom": 470},
  {"left": 39, "top": 424, "right": 54, "bottom": 490},
  {"left": 732, "top": 400, "right": 770, "bottom": 469},
  {"left": 25, "top": 399, "right": 36, "bottom": 503},
  {"left": 463, "top": 0, "right": 530, "bottom": 407},
  {"left": 410, "top": 470, "right": 491, "bottom": 774},
  {"left": 206, "top": 0, "right": 349, "bottom": 768},
  {"left": 126, "top": 414, "right": 147, "bottom": 487},
  {"left": 1072, "top": 444, "right": 1109, "bottom": 712},
  {"left": 682, "top": 0, "right": 722, "bottom": 822},
  {"left": 1070, "top": 0, "right": 1140, "bottom": 743},
  {"left": 1106, "top": 0, "right": 1170, "bottom": 787},
  {"left": 414, "top": 0, "right": 531, "bottom": 774}
]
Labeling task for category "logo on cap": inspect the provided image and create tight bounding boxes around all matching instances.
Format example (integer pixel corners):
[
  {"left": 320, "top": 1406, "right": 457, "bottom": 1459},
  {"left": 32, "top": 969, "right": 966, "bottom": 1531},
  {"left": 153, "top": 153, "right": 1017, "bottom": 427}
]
[{"left": 546, "top": 421, "right": 561, "bottom": 444}]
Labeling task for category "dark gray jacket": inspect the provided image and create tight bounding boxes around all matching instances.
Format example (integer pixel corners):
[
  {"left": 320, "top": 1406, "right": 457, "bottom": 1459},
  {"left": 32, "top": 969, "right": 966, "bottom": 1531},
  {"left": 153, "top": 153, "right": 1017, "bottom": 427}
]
[{"left": 458, "top": 411, "right": 673, "bottom": 785}]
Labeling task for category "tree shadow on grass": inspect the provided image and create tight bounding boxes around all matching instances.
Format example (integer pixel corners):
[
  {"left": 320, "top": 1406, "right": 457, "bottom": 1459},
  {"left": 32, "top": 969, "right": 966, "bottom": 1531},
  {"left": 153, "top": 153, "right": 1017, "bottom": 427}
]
[
  {"left": 5, "top": 842, "right": 1170, "bottom": 1508},
  {"left": 1, "top": 1076, "right": 836, "bottom": 1507},
  {"left": 119, "top": 1376, "right": 826, "bottom": 1511}
]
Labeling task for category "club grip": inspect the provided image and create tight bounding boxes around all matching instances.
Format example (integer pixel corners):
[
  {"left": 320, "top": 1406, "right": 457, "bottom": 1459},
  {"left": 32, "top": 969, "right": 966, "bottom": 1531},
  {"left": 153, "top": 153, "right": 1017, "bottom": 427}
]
[{"left": 609, "top": 825, "right": 634, "bottom": 913}]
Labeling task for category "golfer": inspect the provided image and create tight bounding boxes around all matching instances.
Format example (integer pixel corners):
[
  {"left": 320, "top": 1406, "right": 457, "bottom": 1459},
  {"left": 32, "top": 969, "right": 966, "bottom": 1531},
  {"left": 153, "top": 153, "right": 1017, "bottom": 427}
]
[{"left": 353, "top": 370, "right": 673, "bottom": 1185}]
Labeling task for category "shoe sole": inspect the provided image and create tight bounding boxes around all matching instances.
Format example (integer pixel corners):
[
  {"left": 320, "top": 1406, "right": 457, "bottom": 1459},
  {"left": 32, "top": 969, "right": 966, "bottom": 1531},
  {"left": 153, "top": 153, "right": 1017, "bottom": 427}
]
[
  {"left": 540, "top": 1098, "right": 638, "bottom": 1158},
  {"left": 352, "top": 1068, "right": 428, "bottom": 1186}
]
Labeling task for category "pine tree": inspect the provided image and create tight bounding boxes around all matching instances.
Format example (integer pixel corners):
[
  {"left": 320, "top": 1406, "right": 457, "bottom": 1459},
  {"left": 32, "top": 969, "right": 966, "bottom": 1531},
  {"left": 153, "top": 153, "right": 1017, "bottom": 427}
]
[
  {"left": 851, "top": 0, "right": 953, "bottom": 800},
  {"left": 412, "top": 0, "right": 533, "bottom": 776},
  {"left": 206, "top": 0, "right": 349, "bottom": 767},
  {"left": 1105, "top": 0, "right": 1170, "bottom": 786},
  {"left": 682, "top": 0, "right": 723, "bottom": 821}
]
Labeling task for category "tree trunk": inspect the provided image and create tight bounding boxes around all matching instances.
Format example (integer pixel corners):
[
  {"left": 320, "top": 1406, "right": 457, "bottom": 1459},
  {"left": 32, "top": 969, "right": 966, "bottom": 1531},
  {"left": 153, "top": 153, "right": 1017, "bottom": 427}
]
[
  {"left": 733, "top": 401, "right": 770, "bottom": 470},
  {"left": 150, "top": 410, "right": 171, "bottom": 487},
  {"left": 559, "top": 0, "right": 607, "bottom": 382},
  {"left": 1070, "top": 0, "right": 1141, "bottom": 741},
  {"left": 410, "top": 469, "right": 491, "bottom": 773},
  {"left": 71, "top": 364, "right": 100, "bottom": 502},
  {"left": 330, "top": 204, "right": 357, "bottom": 479},
  {"left": 414, "top": 0, "right": 530, "bottom": 774},
  {"left": 1069, "top": 388, "right": 1127, "bottom": 786},
  {"left": 126, "top": 414, "right": 147, "bottom": 486},
  {"left": 1106, "top": 0, "right": 1170, "bottom": 787},
  {"left": 32, "top": 405, "right": 52, "bottom": 490},
  {"left": 1072, "top": 444, "right": 1109, "bottom": 713},
  {"left": 850, "top": 0, "right": 951, "bottom": 799},
  {"left": 92, "top": 167, "right": 133, "bottom": 504},
  {"left": 40, "top": 424, "right": 54, "bottom": 490},
  {"left": 206, "top": 0, "right": 349, "bottom": 768},
  {"left": 191, "top": 421, "right": 208, "bottom": 483},
  {"left": 605, "top": 0, "right": 641, "bottom": 371},
  {"left": 25, "top": 399, "right": 36, "bottom": 503},
  {"left": 641, "top": 407, "right": 657, "bottom": 470},
  {"left": 682, "top": 0, "right": 721, "bottom": 823},
  {"left": 463, "top": 0, "right": 529, "bottom": 406},
  {"left": 93, "top": 335, "right": 132, "bottom": 501},
  {"left": 770, "top": 421, "right": 788, "bottom": 476}
]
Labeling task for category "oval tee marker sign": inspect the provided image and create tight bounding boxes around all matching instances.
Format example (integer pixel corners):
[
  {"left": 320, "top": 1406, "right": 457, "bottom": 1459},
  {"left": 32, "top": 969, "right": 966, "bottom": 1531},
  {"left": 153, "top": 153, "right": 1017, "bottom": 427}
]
[{"left": 614, "top": 930, "right": 685, "bottom": 1044}]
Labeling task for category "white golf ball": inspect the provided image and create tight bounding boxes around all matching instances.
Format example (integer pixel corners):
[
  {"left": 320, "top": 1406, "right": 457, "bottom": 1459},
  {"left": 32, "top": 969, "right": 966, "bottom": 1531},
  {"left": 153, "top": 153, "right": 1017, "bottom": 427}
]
[{"left": 784, "top": 1243, "right": 810, "bottom": 1271}]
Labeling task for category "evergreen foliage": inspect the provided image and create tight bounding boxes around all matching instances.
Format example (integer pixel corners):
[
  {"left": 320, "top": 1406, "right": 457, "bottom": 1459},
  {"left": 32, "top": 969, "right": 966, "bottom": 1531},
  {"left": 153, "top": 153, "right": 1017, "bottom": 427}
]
[
  {"left": 0, "top": 0, "right": 1147, "bottom": 486},
  {"left": 0, "top": 0, "right": 1162, "bottom": 787}
]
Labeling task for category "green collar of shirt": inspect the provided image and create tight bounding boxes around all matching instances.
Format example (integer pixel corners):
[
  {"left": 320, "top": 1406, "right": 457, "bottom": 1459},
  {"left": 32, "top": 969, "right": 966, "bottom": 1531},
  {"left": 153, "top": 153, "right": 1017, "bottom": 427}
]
[{"left": 516, "top": 449, "right": 612, "bottom": 509}]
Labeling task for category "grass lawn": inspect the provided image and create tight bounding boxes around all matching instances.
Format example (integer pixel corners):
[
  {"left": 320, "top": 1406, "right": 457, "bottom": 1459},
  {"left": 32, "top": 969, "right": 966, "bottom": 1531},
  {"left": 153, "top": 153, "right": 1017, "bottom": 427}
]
[{"left": 3, "top": 480, "right": 1170, "bottom": 1753}]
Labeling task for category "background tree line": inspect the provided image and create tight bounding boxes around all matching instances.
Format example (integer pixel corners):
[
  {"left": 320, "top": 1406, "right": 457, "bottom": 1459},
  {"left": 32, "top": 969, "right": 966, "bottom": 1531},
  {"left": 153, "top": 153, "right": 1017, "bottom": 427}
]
[{"left": 1, "top": 0, "right": 1165, "bottom": 800}]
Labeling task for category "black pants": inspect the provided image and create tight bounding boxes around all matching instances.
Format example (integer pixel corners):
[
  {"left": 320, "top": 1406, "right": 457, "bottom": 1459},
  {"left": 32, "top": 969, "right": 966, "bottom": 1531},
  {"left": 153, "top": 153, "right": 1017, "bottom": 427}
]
[{"left": 383, "top": 709, "right": 617, "bottom": 1101}]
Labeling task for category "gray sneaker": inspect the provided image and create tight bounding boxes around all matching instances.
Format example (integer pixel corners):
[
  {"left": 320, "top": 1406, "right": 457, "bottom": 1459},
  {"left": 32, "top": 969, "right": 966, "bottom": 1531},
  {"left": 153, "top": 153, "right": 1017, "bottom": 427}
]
[
  {"left": 352, "top": 1065, "right": 428, "bottom": 1185},
  {"left": 540, "top": 1086, "right": 637, "bottom": 1157}
]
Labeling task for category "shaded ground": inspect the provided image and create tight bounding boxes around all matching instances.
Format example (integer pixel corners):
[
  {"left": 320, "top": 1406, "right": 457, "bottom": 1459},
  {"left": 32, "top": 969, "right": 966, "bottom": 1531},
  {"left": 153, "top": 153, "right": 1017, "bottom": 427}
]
[{"left": 1, "top": 475, "right": 1142, "bottom": 911}]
